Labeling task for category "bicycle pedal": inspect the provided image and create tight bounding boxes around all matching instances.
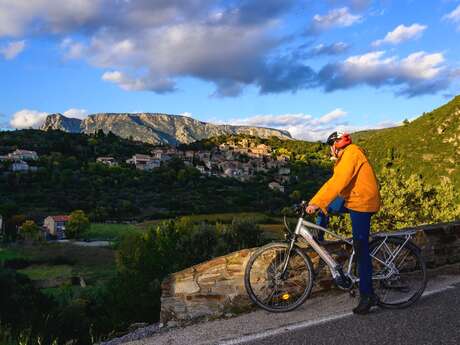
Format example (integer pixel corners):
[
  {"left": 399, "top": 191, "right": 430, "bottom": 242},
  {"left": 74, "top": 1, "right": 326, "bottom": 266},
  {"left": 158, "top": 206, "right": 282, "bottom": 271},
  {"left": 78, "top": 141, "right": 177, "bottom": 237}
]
[{"left": 349, "top": 290, "right": 357, "bottom": 298}]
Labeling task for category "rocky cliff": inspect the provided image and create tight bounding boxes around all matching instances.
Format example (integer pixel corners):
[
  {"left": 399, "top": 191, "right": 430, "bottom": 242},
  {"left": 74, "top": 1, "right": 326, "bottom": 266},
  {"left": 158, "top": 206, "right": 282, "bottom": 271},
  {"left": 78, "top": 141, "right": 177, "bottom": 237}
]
[{"left": 40, "top": 113, "right": 292, "bottom": 144}]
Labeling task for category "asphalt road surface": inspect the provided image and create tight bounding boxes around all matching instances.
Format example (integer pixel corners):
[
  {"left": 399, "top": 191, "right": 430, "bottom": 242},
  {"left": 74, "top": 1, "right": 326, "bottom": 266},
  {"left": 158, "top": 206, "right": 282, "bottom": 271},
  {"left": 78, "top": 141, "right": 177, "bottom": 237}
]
[
  {"left": 239, "top": 283, "right": 460, "bottom": 345},
  {"left": 126, "top": 269, "right": 460, "bottom": 345}
]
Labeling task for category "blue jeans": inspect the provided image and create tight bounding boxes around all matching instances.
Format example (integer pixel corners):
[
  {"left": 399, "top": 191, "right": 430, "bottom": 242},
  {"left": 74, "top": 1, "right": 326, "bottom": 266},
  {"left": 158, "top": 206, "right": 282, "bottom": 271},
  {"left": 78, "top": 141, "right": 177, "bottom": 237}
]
[{"left": 316, "top": 197, "right": 374, "bottom": 296}]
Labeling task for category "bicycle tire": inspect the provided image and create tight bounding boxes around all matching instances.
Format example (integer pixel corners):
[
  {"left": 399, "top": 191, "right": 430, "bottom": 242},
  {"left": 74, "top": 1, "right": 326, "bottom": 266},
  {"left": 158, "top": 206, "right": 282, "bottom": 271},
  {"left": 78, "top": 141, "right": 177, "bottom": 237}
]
[
  {"left": 370, "top": 237, "right": 427, "bottom": 309},
  {"left": 244, "top": 242, "right": 314, "bottom": 312}
]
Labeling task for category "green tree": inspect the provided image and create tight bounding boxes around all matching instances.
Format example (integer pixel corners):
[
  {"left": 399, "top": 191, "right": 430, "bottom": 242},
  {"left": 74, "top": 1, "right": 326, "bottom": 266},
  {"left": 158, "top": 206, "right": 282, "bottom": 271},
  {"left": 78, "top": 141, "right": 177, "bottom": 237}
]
[
  {"left": 66, "top": 210, "right": 90, "bottom": 239},
  {"left": 19, "top": 220, "right": 40, "bottom": 242}
]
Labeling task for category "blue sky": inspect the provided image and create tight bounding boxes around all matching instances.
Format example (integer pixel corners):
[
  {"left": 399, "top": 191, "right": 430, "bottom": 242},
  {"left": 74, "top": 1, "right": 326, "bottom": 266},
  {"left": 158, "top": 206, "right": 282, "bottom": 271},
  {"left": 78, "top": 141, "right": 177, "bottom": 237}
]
[{"left": 1, "top": 0, "right": 459, "bottom": 140}]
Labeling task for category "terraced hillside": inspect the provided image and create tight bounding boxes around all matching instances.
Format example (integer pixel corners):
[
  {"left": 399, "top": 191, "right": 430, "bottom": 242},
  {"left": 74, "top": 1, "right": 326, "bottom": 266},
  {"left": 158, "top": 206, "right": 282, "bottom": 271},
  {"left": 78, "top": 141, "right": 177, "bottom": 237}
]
[{"left": 354, "top": 96, "right": 460, "bottom": 190}]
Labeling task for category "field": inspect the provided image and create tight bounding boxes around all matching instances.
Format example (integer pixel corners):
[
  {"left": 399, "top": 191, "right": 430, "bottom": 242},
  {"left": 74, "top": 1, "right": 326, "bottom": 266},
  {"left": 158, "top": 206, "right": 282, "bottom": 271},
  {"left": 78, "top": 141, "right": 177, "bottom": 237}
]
[
  {"left": 1, "top": 212, "right": 289, "bottom": 295},
  {"left": 1, "top": 243, "right": 116, "bottom": 290},
  {"left": 136, "top": 212, "right": 287, "bottom": 240},
  {"left": 83, "top": 223, "right": 145, "bottom": 241}
]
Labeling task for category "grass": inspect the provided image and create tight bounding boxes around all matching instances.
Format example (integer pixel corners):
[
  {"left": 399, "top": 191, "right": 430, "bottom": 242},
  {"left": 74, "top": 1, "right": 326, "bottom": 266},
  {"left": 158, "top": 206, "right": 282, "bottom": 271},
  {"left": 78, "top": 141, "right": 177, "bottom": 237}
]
[
  {"left": 138, "top": 212, "right": 282, "bottom": 230},
  {"left": 82, "top": 223, "right": 145, "bottom": 241},
  {"left": 18, "top": 264, "right": 73, "bottom": 280},
  {"left": 0, "top": 247, "right": 27, "bottom": 262},
  {"left": 2, "top": 243, "right": 116, "bottom": 286}
]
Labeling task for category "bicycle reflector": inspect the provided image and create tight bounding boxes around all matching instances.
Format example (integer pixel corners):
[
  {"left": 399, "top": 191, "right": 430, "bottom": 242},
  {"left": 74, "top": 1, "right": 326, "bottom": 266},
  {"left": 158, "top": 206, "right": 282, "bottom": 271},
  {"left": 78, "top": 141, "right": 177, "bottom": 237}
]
[{"left": 281, "top": 293, "right": 290, "bottom": 300}]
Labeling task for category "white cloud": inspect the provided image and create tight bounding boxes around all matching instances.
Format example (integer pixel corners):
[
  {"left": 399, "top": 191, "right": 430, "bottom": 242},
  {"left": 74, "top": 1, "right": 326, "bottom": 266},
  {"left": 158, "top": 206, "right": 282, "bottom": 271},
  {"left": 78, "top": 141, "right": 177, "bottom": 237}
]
[
  {"left": 443, "top": 4, "right": 460, "bottom": 29},
  {"left": 231, "top": 108, "right": 350, "bottom": 141},
  {"left": 319, "top": 50, "right": 452, "bottom": 97},
  {"left": 10, "top": 109, "right": 48, "bottom": 129},
  {"left": 63, "top": 108, "right": 88, "bottom": 119},
  {"left": 307, "top": 7, "right": 361, "bottom": 35},
  {"left": 0, "top": 40, "right": 26, "bottom": 59},
  {"left": 0, "top": 0, "right": 103, "bottom": 37},
  {"left": 307, "top": 42, "right": 350, "bottom": 57},
  {"left": 372, "top": 24, "right": 427, "bottom": 46},
  {"left": 61, "top": 38, "right": 85, "bottom": 59},
  {"left": 102, "top": 70, "right": 175, "bottom": 93},
  {"left": 180, "top": 112, "right": 193, "bottom": 117}
]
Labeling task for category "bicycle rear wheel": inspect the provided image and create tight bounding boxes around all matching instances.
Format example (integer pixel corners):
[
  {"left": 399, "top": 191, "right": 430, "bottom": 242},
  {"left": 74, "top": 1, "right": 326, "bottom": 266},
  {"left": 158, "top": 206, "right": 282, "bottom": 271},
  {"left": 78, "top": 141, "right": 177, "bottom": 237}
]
[
  {"left": 370, "top": 237, "right": 426, "bottom": 309},
  {"left": 244, "top": 242, "right": 314, "bottom": 312}
]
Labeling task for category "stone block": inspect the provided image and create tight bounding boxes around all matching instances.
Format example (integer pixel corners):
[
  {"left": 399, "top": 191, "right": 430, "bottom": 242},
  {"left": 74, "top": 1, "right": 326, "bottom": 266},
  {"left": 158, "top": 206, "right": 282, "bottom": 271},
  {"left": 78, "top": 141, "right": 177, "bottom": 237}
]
[{"left": 174, "top": 279, "right": 200, "bottom": 295}]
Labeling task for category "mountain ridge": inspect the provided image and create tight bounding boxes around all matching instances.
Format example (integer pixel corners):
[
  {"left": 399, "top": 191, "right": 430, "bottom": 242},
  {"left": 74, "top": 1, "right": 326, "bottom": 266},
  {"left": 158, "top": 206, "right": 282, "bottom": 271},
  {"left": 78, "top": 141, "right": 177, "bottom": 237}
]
[{"left": 41, "top": 113, "right": 292, "bottom": 145}]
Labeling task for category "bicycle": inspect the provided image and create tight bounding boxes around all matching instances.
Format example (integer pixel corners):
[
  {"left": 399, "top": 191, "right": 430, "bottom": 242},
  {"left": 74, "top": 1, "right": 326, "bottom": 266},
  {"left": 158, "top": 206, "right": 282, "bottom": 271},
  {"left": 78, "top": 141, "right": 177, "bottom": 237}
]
[{"left": 244, "top": 202, "right": 427, "bottom": 312}]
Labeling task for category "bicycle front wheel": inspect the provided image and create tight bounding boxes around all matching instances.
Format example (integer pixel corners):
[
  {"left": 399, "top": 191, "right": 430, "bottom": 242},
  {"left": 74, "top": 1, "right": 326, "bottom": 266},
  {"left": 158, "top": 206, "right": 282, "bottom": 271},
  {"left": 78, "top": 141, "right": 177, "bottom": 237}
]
[
  {"left": 244, "top": 242, "right": 314, "bottom": 312},
  {"left": 370, "top": 237, "right": 427, "bottom": 309}
]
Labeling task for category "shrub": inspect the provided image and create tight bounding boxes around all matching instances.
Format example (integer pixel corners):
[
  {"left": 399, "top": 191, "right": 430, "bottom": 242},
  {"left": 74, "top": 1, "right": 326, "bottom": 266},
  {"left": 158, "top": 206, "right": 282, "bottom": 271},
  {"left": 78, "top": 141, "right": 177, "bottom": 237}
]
[{"left": 66, "top": 210, "right": 90, "bottom": 239}]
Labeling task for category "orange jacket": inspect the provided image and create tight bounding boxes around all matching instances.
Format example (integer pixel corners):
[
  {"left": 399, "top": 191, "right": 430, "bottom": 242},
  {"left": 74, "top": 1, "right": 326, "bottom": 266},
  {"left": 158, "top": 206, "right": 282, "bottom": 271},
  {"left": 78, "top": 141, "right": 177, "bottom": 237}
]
[{"left": 309, "top": 144, "right": 381, "bottom": 214}]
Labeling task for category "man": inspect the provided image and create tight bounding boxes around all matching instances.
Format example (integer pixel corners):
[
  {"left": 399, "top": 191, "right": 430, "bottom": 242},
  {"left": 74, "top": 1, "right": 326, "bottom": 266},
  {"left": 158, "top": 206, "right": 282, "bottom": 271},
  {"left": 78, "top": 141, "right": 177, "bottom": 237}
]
[{"left": 306, "top": 131, "right": 381, "bottom": 314}]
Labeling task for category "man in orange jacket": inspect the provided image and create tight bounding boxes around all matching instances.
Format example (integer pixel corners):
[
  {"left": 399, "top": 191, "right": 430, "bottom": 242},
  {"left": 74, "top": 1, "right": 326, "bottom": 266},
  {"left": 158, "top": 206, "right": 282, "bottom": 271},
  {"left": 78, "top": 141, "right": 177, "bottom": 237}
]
[{"left": 306, "top": 131, "right": 381, "bottom": 314}]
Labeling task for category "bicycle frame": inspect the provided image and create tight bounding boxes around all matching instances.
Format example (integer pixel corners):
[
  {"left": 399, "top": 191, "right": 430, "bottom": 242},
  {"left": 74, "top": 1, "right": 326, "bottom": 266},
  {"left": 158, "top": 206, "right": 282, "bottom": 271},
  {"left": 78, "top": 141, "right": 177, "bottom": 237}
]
[
  {"left": 287, "top": 217, "right": 417, "bottom": 283},
  {"left": 292, "top": 217, "right": 349, "bottom": 280}
]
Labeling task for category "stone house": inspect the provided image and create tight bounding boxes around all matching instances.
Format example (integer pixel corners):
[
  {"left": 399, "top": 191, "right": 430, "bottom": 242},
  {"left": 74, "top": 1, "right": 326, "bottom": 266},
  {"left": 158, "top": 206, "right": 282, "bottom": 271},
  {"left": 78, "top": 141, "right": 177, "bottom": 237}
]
[
  {"left": 44, "top": 215, "right": 70, "bottom": 239},
  {"left": 268, "top": 181, "right": 285, "bottom": 193},
  {"left": 96, "top": 157, "right": 117, "bottom": 166},
  {"left": 185, "top": 151, "right": 195, "bottom": 161},
  {"left": 151, "top": 149, "right": 165, "bottom": 160},
  {"left": 249, "top": 144, "right": 271, "bottom": 156},
  {"left": 126, "top": 154, "right": 153, "bottom": 165},
  {"left": 9, "top": 149, "right": 39, "bottom": 161},
  {"left": 139, "top": 159, "right": 161, "bottom": 171}
]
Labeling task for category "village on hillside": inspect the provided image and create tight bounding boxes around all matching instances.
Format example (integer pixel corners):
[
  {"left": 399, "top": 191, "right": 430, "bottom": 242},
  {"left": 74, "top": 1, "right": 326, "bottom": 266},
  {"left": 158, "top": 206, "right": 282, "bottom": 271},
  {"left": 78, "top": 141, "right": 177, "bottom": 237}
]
[
  {"left": 0, "top": 138, "right": 294, "bottom": 241},
  {"left": 97, "top": 137, "right": 292, "bottom": 193}
]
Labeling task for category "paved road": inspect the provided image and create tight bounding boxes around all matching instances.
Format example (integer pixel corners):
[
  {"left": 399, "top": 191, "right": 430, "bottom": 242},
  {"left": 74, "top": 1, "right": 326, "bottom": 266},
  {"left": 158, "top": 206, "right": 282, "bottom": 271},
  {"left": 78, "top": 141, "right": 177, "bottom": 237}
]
[
  {"left": 240, "top": 283, "right": 460, "bottom": 345},
  {"left": 126, "top": 268, "right": 460, "bottom": 345}
]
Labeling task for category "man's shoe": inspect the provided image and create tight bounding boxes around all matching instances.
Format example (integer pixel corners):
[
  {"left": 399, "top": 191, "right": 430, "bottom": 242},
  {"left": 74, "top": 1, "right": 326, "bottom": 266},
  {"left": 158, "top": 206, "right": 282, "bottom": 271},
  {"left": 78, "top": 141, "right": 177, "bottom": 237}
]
[{"left": 352, "top": 294, "right": 379, "bottom": 315}]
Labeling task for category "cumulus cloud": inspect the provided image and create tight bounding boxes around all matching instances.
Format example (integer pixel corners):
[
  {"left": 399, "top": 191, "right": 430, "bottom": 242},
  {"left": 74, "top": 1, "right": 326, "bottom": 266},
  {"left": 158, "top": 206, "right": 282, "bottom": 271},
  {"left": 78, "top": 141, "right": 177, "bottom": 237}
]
[
  {"left": 307, "top": 7, "right": 361, "bottom": 35},
  {"left": 0, "top": 0, "right": 103, "bottom": 37},
  {"left": 372, "top": 24, "right": 427, "bottom": 46},
  {"left": 233, "top": 108, "right": 401, "bottom": 141},
  {"left": 102, "top": 70, "right": 176, "bottom": 93},
  {"left": 53, "top": 0, "right": 313, "bottom": 96},
  {"left": 306, "top": 42, "right": 350, "bottom": 57},
  {"left": 63, "top": 108, "right": 88, "bottom": 119},
  {"left": 232, "top": 108, "right": 350, "bottom": 141},
  {"left": 318, "top": 50, "right": 455, "bottom": 97},
  {"left": 0, "top": 40, "right": 26, "bottom": 59},
  {"left": 443, "top": 4, "right": 460, "bottom": 29},
  {"left": 10, "top": 109, "right": 49, "bottom": 129}
]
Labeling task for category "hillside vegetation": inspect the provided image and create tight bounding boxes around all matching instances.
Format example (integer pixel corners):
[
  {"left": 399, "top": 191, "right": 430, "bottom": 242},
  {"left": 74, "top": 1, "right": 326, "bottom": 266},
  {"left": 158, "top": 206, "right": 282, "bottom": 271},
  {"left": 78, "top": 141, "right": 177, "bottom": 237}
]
[
  {"left": 0, "top": 130, "right": 330, "bottom": 222},
  {"left": 354, "top": 96, "right": 460, "bottom": 191}
]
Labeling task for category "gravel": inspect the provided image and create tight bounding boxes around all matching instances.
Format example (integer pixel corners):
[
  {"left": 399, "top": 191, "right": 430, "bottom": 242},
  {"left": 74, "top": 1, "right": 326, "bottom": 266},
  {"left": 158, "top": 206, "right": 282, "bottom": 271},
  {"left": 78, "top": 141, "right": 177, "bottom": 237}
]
[{"left": 98, "top": 323, "right": 161, "bottom": 345}]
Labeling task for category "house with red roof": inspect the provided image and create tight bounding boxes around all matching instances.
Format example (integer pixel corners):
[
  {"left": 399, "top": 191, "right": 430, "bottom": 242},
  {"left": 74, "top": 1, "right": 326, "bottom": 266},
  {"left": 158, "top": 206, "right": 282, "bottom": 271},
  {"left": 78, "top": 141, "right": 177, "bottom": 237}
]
[{"left": 44, "top": 215, "right": 70, "bottom": 239}]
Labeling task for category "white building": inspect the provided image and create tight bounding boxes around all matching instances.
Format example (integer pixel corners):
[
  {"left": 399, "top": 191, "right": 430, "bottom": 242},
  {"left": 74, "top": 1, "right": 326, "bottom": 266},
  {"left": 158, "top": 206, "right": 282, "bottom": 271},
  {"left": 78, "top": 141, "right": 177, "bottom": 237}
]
[{"left": 9, "top": 149, "right": 38, "bottom": 161}]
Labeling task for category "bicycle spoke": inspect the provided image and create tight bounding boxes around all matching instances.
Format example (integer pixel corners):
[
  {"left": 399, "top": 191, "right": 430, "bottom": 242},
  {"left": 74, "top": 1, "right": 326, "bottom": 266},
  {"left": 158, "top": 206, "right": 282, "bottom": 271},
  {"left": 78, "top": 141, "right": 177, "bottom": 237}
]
[{"left": 246, "top": 244, "right": 313, "bottom": 312}]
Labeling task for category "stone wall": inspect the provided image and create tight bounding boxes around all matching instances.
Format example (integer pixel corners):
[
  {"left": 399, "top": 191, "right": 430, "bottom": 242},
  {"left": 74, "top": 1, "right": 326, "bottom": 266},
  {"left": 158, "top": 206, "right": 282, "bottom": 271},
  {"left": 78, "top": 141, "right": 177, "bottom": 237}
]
[{"left": 160, "top": 221, "right": 460, "bottom": 325}]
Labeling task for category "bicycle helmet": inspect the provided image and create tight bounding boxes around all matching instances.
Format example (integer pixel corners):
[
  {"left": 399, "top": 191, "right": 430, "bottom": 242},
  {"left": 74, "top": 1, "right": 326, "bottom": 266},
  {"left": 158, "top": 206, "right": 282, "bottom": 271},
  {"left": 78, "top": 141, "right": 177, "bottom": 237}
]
[{"left": 326, "top": 131, "right": 352, "bottom": 149}]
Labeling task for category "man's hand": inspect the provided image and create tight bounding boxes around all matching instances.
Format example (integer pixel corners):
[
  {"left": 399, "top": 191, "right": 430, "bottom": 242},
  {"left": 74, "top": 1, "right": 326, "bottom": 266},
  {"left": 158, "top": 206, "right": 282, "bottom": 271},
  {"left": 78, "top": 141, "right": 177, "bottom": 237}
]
[{"left": 306, "top": 204, "right": 319, "bottom": 214}]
